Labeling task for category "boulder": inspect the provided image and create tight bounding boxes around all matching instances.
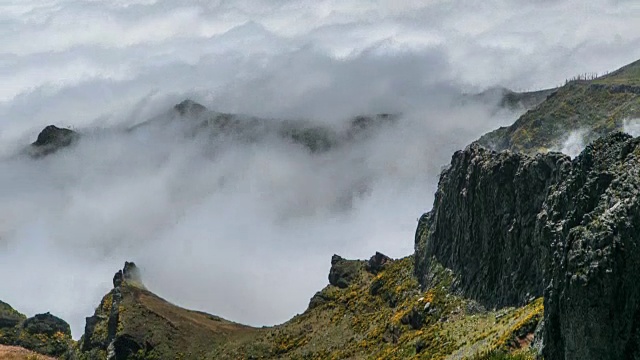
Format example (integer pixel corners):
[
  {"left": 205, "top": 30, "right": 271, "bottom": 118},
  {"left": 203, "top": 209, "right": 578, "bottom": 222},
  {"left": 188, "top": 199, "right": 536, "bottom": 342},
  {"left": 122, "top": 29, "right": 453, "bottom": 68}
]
[{"left": 365, "top": 252, "right": 392, "bottom": 274}]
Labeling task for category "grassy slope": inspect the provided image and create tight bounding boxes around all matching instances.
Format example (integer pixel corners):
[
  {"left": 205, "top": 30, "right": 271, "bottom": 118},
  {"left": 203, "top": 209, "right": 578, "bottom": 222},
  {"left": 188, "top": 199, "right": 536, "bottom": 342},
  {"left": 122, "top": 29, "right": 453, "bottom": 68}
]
[
  {"left": 477, "top": 60, "right": 640, "bottom": 154},
  {"left": 83, "top": 258, "right": 542, "bottom": 360},
  {"left": 0, "top": 345, "right": 56, "bottom": 360}
]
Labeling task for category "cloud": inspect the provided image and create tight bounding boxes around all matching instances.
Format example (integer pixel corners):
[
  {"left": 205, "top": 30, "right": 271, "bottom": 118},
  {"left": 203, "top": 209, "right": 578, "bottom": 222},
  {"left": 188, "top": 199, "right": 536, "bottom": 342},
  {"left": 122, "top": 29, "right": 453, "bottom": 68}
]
[
  {"left": 556, "top": 129, "right": 589, "bottom": 158},
  {"left": 624, "top": 118, "right": 640, "bottom": 137},
  {"left": 0, "top": 0, "right": 640, "bottom": 338}
]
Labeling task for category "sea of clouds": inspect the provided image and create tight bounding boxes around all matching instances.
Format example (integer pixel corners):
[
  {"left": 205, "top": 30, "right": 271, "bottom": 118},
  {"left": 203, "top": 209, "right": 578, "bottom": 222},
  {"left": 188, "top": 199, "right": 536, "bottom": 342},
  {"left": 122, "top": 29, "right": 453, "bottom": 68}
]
[{"left": 2, "top": 0, "right": 640, "bottom": 338}]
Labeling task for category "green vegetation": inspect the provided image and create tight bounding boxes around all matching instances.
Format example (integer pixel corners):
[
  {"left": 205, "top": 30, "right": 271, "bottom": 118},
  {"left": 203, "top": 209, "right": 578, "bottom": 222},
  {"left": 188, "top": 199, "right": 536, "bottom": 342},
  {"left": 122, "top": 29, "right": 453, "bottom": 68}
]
[
  {"left": 477, "top": 60, "right": 640, "bottom": 154},
  {"left": 594, "top": 59, "right": 640, "bottom": 86},
  {"left": 56, "top": 256, "right": 545, "bottom": 359}
]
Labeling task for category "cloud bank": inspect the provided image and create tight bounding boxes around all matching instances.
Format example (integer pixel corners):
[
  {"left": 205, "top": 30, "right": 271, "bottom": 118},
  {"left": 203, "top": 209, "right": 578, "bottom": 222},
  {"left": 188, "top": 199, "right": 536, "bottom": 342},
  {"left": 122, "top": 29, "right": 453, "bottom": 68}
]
[{"left": 1, "top": 0, "right": 640, "bottom": 338}]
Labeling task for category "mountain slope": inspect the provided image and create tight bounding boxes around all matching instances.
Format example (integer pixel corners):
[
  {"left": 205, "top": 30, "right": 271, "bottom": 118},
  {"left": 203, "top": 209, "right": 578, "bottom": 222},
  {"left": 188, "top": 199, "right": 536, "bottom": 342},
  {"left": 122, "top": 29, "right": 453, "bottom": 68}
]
[
  {"left": 477, "top": 61, "right": 640, "bottom": 154},
  {"left": 69, "top": 259, "right": 541, "bottom": 360},
  {"left": 417, "top": 132, "right": 640, "bottom": 359}
]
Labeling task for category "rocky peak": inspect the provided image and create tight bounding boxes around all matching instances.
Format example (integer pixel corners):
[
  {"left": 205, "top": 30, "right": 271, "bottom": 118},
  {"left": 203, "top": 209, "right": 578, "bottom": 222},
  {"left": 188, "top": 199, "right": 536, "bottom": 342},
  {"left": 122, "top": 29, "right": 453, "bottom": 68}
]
[
  {"left": 113, "top": 261, "right": 144, "bottom": 289},
  {"left": 173, "top": 99, "right": 207, "bottom": 116},
  {"left": 29, "top": 125, "right": 79, "bottom": 157}
]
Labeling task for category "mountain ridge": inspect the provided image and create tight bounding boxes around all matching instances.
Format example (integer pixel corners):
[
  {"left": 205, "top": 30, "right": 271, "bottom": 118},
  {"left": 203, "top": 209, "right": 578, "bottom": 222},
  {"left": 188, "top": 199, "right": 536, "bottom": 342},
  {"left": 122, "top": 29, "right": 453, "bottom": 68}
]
[{"left": 5, "top": 57, "right": 640, "bottom": 359}]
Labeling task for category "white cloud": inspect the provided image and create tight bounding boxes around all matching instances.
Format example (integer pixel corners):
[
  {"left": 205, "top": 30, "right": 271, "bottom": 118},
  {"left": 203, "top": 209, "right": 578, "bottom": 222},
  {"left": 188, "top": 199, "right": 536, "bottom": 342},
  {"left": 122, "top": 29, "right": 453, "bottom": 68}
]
[
  {"left": 624, "top": 118, "right": 640, "bottom": 137},
  {"left": 0, "top": 0, "right": 639, "bottom": 338}
]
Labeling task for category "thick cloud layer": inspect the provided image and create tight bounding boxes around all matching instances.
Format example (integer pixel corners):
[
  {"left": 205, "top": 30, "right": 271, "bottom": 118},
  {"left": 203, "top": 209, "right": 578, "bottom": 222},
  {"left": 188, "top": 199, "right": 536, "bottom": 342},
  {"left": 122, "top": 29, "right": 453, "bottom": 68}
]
[{"left": 1, "top": 0, "right": 640, "bottom": 338}]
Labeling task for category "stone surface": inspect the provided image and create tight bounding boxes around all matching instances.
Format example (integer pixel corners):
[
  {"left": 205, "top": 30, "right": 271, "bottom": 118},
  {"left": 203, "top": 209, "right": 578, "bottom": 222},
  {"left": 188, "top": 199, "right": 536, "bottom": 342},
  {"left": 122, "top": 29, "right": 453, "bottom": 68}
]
[
  {"left": 328, "top": 255, "right": 362, "bottom": 289},
  {"left": 365, "top": 252, "right": 392, "bottom": 274},
  {"left": 415, "top": 143, "right": 569, "bottom": 308},
  {"left": 540, "top": 133, "right": 640, "bottom": 359},
  {"left": 416, "top": 132, "right": 640, "bottom": 359}
]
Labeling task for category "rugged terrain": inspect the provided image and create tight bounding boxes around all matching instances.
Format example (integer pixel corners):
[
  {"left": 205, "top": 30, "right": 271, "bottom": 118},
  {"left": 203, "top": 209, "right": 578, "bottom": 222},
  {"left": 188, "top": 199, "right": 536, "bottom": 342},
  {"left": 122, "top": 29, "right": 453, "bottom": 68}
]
[
  {"left": 5, "top": 59, "right": 640, "bottom": 359},
  {"left": 477, "top": 60, "right": 640, "bottom": 154}
]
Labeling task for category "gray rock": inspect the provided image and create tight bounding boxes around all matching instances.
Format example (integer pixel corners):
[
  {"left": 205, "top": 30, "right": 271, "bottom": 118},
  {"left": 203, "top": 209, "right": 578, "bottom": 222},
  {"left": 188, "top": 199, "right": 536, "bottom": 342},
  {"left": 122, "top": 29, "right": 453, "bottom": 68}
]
[
  {"left": 415, "top": 143, "right": 569, "bottom": 308},
  {"left": 540, "top": 133, "right": 640, "bottom": 359},
  {"left": 328, "top": 255, "right": 362, "bottom": 289},
  {"left": 30, "top": 125, "right": 79, "bottom": 157},
  {"left": 415, "top": 132, "right": 640, "bottom": 359}
]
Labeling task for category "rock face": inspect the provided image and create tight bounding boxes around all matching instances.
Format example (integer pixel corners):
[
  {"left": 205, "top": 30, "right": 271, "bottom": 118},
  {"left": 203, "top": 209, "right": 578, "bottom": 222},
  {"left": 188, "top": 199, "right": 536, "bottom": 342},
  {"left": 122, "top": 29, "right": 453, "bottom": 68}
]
[
  {"left": 30, "top": 125, "right": 79, "bottom": 157},
  {"left": 541, "top": 133, "right": 640, "bottom": 359},
  {"left": 81, "top": 261, "right": 145, "bottom": 359},
  {"left": 328, "top": 255, "right": 363, "bottom": 289},
  {"left": 415, "top": 143, "right": 569, "bottom": 308},
  {"left": 416, "top": 132, "right": 640, "bottom": 359},
  {"left": 0, "top": 301, "right": 71, "bottom": 358}
]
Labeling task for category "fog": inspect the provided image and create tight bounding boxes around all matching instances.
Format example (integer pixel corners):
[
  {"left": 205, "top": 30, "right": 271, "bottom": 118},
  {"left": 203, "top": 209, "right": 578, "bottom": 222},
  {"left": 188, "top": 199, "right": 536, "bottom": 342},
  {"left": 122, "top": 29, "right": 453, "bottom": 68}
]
[{"left": 2, "top": 0, "right": 640, "bottom": 338}]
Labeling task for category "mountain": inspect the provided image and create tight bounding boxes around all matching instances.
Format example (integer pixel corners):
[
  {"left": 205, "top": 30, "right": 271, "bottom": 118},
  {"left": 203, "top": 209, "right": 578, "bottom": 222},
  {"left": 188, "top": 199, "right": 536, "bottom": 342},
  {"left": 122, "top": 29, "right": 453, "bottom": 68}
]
[
  {"left": 477, "top": 60, "right": 640, "bottom": 154},
  {"left": 465, "top": 86, "right": 557, "bottom": 111},
  {"left": 0, "top": 301, "right": 73, "bottom": 358},
  {"left": 6, "top": 58, "right": 640, "bottom": 359},
  {"left": 417, "top": 132, "right": 640, "bottom": 359},
  {"left": 60, "top": 258, "right": 541, "bottom": 359}
]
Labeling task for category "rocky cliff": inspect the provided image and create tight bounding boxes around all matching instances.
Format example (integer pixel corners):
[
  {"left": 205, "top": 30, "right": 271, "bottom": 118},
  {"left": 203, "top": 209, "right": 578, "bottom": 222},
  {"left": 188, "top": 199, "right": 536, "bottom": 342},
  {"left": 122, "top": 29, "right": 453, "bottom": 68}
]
[
  {"left": 416, "top": 132, "right": 640, "bottom": 359},
  {"left": 541, "top": 133, "right": 640, "bottom": 359},
  {"left": 0, "top": 301, "right": 72, "bottom": 357},
  {"left": 415, "top": 145, "right": 569, "bottom": 309}
]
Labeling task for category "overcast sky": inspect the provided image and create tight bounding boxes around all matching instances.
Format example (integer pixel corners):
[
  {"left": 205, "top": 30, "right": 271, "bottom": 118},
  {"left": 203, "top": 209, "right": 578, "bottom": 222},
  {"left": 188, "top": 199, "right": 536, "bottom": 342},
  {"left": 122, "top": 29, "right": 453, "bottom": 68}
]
[{"left": 1, "top": 0, "right": 640, "bottom": 338}]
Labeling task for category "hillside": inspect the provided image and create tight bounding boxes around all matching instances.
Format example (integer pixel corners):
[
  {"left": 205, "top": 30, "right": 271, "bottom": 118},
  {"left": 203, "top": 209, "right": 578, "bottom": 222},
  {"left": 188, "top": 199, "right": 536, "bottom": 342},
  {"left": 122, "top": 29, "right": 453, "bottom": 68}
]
[
  {"left": 477, "top": 60, "right": 640, "bottom": 154},
  {"left": 5, "top": 58, "right": 640, "bottom": 360},
  {"left": 54, "top": 259, "right": 538, "bottom": 359}
]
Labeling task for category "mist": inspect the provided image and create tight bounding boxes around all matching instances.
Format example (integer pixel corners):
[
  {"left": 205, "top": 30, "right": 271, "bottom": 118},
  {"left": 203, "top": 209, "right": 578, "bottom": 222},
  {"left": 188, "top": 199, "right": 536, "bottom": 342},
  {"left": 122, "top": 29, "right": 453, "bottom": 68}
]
[{"left": 2, "top": 0, "right": 640, "bottom": 338}]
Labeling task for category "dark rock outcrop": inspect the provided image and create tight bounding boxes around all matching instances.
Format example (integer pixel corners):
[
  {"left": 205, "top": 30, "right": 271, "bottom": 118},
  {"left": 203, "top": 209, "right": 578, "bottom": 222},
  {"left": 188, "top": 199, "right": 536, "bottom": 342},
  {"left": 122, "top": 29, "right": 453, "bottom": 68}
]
[
  {"left": 328, "top": 255, "right": 362, "bottom": 289},
  {"left": 416, "top": 132, "right": 640, "bottom": 359},
  {"left": 76, "top": 261, "right": 255, "bottom": 360},
  {"left": 81, "top": 261, "right": 145, "bottom": 358},
  {"left": 30, "top": 125, "right": 79, "bottom": 157},
  {"left": 365, "top": 252, "right": 392, "bottom": 274},
  {"left": 540, "top": 133, "right": 640, "bottom": 359},
  {"left": 415, "top": 144, "right": 569, "bottom": 308}
]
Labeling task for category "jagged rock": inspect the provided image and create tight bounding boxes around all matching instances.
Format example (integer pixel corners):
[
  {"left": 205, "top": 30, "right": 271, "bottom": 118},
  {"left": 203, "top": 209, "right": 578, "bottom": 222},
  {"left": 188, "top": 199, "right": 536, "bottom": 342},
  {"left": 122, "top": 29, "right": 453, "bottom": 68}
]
[
  {"left": 365, "top": 252, "right": 392, "bottom": 274},
  {"left": 416, "top": 131, "right": 640, "bottom": 358},
  {"left": 328, "top": 255, "right": 362, "bottom": 289},
  {"left": 30, "top": 125, "right": 79, "bottom": 157},
  {"left": 540, "top": 133, "right": 640, "bottom": 359},
  {"left": 415, "top": 143, "right": 569, "bottom": 308}
]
